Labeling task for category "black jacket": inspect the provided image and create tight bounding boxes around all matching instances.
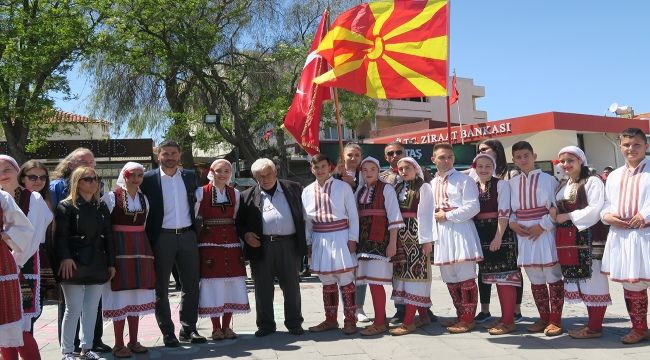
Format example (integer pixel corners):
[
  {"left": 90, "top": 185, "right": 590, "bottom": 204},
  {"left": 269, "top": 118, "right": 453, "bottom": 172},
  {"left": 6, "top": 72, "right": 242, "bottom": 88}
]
[
  {"left": 53, "top": 198, "right": 114, "bottom": 284},
  {"left": 140, "top": 168, "right": 198, "bottom": 245},
  {"left": 237, "top": 179, "right": 307, "bottom": 261}
]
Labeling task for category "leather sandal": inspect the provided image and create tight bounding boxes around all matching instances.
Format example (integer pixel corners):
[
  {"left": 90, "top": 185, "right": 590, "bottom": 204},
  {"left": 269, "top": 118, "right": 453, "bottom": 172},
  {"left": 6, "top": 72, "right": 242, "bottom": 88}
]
[
  {"left": 360, "top": 323, "right": 388, "bottom": 336},
  {"left": 439, "top": 317, "right": 458, "bottom": 327},
  {"left": 488, "top": 322, "right": 517, "bottom": 335},
  {"left": 343, "top": 322, "right": 358, "bottom": 335},
  {"left": 309, "top": 321, "right": 339, "bottom": 333},
  {"left": 621, "top": 329, "right": 649, "bottom": 344},
  {"left": 447, "top": 321, "right": 475, "bottom": 334},
  {"left": 389, "top": 323, "right": 417, "bottom": 336},
  {"left": 223, "top": 328, "right": 237, "bottom": 339},
  {"left": 568, "top": 326, "right": 601, "bottom": 339},
  {"left": 126, "top": 342, "right": 148, "bottom": 354},
  {"left": 112, "top": 345, "right": 133, "bottom": 358},
  {"left": 544, "top": 323, "right": 563, "bottom": 337},
  {"left": 526, "top": 319, "right": 549, "bottom": 333},
  {"left": 414, "top": 315, "right": 432, "bottom": 328},
  {"left": 211, "top": 329, "right": 225, "bottom": 340}
]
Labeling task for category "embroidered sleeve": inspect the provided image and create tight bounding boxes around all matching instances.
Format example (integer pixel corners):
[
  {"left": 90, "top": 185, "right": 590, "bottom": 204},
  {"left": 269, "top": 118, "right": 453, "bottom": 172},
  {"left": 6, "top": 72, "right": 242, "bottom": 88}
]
[
  {"left": 417, "top": 183, "right": 436, "bottom": 244},
  {"left": 569, "top": 177, "right": 605, "bottom": 231},
  {"left": 384, "top": 184, "right": 405, "bottom": 230},
  {"left": 445, "top": 175, "right": 480, "bottom": 223},
  {"left": 496, "top": 180, "right": 511, "bottom": 219}
]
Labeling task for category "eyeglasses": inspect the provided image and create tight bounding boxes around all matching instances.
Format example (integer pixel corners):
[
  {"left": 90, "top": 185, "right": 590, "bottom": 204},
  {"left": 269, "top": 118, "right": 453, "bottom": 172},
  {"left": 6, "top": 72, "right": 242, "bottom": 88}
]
[
  {"left": 25, "top": 175, "right": 48, "bottom": 181},
  {"left": 386, "top": 150, "right": 403, "bottom": 157},
  {"left": 80, "top": 176, "right": 99, "bottom": 183}
]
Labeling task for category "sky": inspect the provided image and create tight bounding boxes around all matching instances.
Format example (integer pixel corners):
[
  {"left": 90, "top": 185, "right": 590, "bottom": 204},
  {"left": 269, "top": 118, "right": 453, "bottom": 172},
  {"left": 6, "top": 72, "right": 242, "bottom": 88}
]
[{"left": 54, "top": 0, "right": 650, "bottom": 123}]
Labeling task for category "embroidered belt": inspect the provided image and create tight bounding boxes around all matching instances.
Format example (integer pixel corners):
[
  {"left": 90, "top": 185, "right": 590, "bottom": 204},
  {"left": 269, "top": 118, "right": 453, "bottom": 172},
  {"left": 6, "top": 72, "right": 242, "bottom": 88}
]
[
  {"left": 516, "top": 207, "right": 549, "bottom": 221},
  {"left": 435, "top": 207, "right": 458, "bottom": 212},
  {"left": 475, "top": 212, "right": 499, "bottom": 220},
  {"left": 113, "top": 225, "right": 145, "bottom": 232},
  {"left": 359, "top": 209, "right": 387, "bottom": 217},
  {"left": 312, "top": 219, "right": 349, "bottom": 233},
  {"left": 203, "top": 218, "right": 235, "bottom": 226}
]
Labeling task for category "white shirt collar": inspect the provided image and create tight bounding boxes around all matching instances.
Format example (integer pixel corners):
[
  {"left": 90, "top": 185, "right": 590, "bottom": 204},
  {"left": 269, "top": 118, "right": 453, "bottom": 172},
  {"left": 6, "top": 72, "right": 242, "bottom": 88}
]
[{"left": 160, "top": 167, "right": 181, "bottom": 178}]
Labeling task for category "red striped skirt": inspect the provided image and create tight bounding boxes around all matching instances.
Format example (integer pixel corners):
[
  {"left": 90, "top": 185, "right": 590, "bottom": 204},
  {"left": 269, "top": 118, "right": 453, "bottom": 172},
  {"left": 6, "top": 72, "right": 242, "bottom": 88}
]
[
  {"left": 0, "top": 245, "right": 22, "bottom": 326},
  {"left": 111, "top": 227, "right": 156, "bottom": 291}
]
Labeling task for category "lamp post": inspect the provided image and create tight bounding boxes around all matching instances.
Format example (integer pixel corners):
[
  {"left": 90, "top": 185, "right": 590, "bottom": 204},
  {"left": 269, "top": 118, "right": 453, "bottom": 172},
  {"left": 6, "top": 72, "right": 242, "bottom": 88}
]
[{"left": 203, "top": 113, "right": 240, "bottom": 179}]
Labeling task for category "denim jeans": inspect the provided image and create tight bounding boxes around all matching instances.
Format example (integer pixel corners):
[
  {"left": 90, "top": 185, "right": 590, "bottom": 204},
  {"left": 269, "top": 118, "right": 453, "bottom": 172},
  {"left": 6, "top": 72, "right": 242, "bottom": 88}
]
[{"left": 60, "top": 284, "right": 103, "bottom": 354}]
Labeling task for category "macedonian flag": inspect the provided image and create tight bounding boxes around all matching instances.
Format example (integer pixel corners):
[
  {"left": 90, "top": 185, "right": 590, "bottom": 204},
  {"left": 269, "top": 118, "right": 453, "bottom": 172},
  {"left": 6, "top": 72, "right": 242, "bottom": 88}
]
[{"left": 314, "top": 0, "right": 448, "bottom": 99}]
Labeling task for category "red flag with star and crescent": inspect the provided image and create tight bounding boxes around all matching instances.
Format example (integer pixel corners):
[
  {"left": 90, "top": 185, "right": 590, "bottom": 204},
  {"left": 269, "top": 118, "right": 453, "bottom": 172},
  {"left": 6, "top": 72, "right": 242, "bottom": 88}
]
[
  {"left": 314, "top": 0, "right": 448, "bottom": 99},
  {"left": 282, "top": 10, "right": 332, "bottom": 156}
]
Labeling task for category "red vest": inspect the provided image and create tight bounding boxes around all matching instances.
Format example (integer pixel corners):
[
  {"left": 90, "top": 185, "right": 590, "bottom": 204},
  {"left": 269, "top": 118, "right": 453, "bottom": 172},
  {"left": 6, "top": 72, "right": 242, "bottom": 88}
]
[
  {"left": 0, "top": 201, "right": 22, "bottom": 326},
  {"left": 111, "top": 187, "right": 147, "bottom": 226}
]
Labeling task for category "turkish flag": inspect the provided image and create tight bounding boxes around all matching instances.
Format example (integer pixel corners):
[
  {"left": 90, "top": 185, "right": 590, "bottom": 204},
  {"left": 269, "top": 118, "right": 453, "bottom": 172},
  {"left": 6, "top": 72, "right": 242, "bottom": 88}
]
[
  {"left": 448, "top": 74, "right": 459, "bottom": 105},
  {"left": 282, "top": 10, "right": 332, "bottom": 156}
]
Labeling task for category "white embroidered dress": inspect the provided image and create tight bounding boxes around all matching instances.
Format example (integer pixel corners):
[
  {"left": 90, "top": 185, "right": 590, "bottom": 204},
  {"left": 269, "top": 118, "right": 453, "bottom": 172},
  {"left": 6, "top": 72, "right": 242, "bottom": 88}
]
[
  {"left": 302, "top": 177, "right": 359, "bottom": 275},
  {"left": 355, "top": 181, "right": 404, "bottom": 285},
  {"left": 600, "top": 159, "right": 650, "bottom": 283},
  {"left": 509, "top": 169, "right": 559, "bottom": 267},
  {"left": 431, "top": 169, "right": 482, "bottom": 266}
]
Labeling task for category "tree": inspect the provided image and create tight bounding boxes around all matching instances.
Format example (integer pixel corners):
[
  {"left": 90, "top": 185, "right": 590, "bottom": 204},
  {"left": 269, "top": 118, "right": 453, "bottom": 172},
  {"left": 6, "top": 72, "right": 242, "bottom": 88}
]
[{"left": 0, "top": 0, "right": 100, "bottom": 163}]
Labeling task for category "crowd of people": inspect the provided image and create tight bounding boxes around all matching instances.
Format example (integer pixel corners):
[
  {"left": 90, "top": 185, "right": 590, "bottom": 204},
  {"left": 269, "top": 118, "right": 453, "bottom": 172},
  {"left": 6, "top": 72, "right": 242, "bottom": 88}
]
[{"left": 0, "top": 128, "right": 648, "bottom": 360}]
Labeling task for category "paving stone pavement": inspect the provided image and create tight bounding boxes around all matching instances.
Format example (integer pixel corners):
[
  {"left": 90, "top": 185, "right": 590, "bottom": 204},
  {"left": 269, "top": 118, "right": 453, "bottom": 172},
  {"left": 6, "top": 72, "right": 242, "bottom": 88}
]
[{"left": 32, "top": 267, "right": 650, "bottom": 359}]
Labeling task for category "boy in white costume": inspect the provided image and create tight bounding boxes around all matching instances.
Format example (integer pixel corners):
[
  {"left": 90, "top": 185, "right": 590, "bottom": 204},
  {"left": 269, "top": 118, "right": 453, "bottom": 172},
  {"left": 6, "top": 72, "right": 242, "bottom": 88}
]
[
  {"left": 600, "top": 128, "right": 650, "bottom": 344},
  {"left": 509, "top": 141, "right": 563, "bottom": 336},
  {"left": 302, "top": 154, "right": 359, "bottom": 335},
  {"left": 430, "top": 143, "right": 482, "bottom": 334}
]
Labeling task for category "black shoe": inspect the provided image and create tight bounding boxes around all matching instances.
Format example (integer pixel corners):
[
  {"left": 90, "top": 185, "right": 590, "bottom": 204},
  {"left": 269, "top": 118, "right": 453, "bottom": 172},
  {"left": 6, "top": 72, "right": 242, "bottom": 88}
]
[
  {"left": 91, "top": 341, "right": 112, "bottom": 353},
  {"left": 514, "top": 313, "right": 523, "bottom": 323},
  {"left": 474, "top": 311, "right": 492, "bottom": 323},
  {"left": 255, "top": 328, "right": 276, "bottom": 337},
  {"left": 288, "top": 327, "right": 305, "bottom": 335},
  {"left": 163, "top": 334, "right": 180, "bottom": 347},
  {"left": 427, "top": 309, "right": 438, "bottom": 322},
  {"left": 179, "top": 330, "right": 207, "bottom": 343}
]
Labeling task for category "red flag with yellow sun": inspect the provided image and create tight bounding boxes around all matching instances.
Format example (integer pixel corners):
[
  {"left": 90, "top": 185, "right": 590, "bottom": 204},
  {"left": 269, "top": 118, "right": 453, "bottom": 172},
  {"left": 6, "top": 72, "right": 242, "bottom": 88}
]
[{"left": 314, "top": 0, "right": 448, "bottom": 99}]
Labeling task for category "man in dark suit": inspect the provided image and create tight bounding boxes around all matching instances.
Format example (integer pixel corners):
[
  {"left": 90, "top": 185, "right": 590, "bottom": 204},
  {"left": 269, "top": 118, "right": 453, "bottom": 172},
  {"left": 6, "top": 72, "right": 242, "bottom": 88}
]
[
  {"left": 237, "top": 158, "right": 307, "bottom": 337},
  {"left": 140, "top": 140, "right": 206, "bottom": 346}
]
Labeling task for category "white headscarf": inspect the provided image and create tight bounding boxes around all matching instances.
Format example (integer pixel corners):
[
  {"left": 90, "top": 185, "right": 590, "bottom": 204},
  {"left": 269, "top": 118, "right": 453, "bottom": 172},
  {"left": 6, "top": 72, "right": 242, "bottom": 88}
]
[
  {"left": 472, "top": 153, "right": 497, "bottom": 168},
  {"left": 359, "top": 156, "right": 382, "bottom": 189},
  {"left": 558, "top": 146, "right": 588, "bottom": 166},
  {"left": 116, "top": 162, "right": 145, "bottom": 189},
  {"left": 0, "top": 155, "right": 20, "bottom": 173},
  {"left": 208, "top": 159, "right": 233, "bottom": 185},
  {"left": 397, "top": 157, "right": 424, "bottom": 180}
]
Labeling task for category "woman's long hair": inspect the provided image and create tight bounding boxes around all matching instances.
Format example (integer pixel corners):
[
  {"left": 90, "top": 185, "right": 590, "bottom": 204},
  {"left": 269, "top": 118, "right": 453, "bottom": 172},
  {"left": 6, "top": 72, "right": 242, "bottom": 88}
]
[
  {"left": 64, "top": 166, "right": 100, "bottom": 208},
  {"left": 19, "top": 160, "right": 51, "bottom": 202},
  {"left": 479, "top": 139, "right": 508, "bottom": 179}
]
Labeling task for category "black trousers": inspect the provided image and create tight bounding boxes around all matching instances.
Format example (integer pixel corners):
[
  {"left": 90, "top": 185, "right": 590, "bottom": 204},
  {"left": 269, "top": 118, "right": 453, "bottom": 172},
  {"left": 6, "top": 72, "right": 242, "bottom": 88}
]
[
  {"left": 478, "top": 269, "right": 524, "bottom": 305},
  {"left": 250, "top": 238, "right": 304, "bottom": 331},
  {"left": 153, "top": 231, "right": 200, "bottom": 335}
]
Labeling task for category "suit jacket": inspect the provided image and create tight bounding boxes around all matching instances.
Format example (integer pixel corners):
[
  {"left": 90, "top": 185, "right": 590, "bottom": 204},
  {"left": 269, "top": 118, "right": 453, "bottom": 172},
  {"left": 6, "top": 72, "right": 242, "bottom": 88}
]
[
  {"left": 140, "top": 168, "right": 198, "bottom": 245},
  {"left": 237, "top": 179, "right": 307, "bottom": 261}
]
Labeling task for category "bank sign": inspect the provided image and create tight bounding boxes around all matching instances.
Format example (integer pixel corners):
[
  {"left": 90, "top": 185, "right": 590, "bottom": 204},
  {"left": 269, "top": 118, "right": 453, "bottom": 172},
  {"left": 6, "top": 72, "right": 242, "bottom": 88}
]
[{"left": 389, "top": 122, "right": 513, "bottom": 145}]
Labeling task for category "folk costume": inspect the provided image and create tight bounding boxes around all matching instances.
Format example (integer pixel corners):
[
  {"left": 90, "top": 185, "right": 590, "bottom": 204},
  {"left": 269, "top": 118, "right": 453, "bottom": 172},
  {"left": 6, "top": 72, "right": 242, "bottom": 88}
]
[
  {"left": 509, "top": 167, "right": 563, "bottom": 335},
  {"left": 195, "top": 159, "right": 249, "bottom": 340},
  {"left": 431, "top": 163, "right": 482, "bottom": 333},
  {"left": 390, "top": 157, "right": 435, "bottom": 334},
  {"left": 472, "top": 153, "right": 520, "bottom": 334},
  {"left": 302, "top": 175, "right": 359, "bottom": 333},
  {"left": 355, "top": 157, "right": 404, "bottom": 334},
  {"left": 0, "top": 156, "right": 49, "bottom": 360},
  {"left": 600, "top": 157, "right": 650, "bottom": 343},
  {"left": 554, "top": 147, "right": 611, "bottom": 338},
  {"left": 101, "top": 162, "right": 155, "bottom": 355},
  {"left": 0, "top": 190, "right": 36, "bottom": 351}
]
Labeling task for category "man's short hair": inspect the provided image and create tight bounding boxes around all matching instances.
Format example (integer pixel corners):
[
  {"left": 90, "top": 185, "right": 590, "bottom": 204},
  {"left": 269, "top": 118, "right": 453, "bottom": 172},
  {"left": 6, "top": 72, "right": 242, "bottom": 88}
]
[
  {"left": 603, "top": 166, "right": 614, "bottom": 172},
  {"left": 250, "top": 158, "right": 276, "bottom": 177},
  {"left": 343, "top": 142, "right": 362, "bottom": 153},
  {"left": 511, "top": 141, "right": 534, "bottom": 155},
  {"left": 433, "top": 142, "right": 453, "bottom": 153},
  {"left": 310, "top": 153, "right": 333, "bottom": 166},
  {"left": 619, "top": 128, "right": 648, "bottom": 144},
  {"left": 384, "top": 141, "right": 404, "bottom": 152},
  {"left": 158, "top": 140, "right": 181, "bottom": 152}
]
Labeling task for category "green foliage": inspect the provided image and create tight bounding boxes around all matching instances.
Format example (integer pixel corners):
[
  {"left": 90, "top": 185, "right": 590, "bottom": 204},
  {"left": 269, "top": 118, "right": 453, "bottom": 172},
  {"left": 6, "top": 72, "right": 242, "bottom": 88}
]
[{"left": 0, "top": 0, "right": 100, "bottom": 161}]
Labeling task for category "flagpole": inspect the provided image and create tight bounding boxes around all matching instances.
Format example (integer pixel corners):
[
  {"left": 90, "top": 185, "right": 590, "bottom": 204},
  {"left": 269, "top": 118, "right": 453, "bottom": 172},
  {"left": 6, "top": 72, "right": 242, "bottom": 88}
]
[
  {"left": 445, "top": 0, "right": 452, "bottom": 143},
  {"left": 326, "top": 7, "right": 345, "bottom": 164},
  {"left": 454, "top": 69, "right": 464, "bottom": 145}
]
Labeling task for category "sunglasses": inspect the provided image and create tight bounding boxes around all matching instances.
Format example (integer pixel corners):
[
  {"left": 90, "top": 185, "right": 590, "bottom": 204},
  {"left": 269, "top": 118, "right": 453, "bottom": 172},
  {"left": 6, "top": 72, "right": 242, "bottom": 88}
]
[
  {"left": 24, "top": 175, "right": 48, "bottom": 181},
  {"left": 386, "top": 150, "right": 403, "bottom": 157},
  {"left": 80, "top": 176, "right": 100, "bottom": 183}
]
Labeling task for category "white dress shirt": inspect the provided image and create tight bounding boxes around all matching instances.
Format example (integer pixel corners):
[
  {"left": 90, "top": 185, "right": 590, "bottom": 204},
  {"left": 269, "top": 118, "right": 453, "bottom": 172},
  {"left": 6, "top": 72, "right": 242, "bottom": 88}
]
[{"left": 160, "top": 168, "right": 192, "bottom": 229}]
